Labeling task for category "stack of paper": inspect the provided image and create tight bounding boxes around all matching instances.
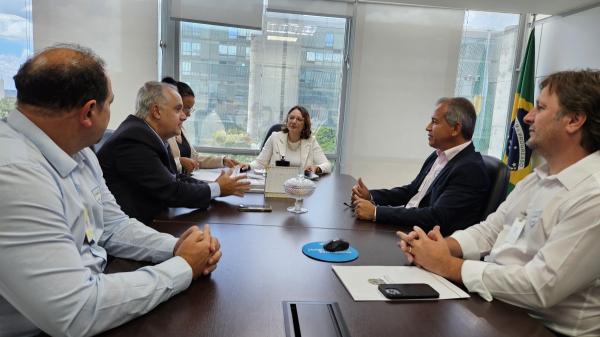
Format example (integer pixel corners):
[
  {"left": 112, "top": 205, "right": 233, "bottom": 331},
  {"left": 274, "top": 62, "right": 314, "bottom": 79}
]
[
  {"left": 192, "top": 167, "right": 265, "bottom": 193},
  {"left": 332, "top": 265, "right": 469, "bottom": 301}
]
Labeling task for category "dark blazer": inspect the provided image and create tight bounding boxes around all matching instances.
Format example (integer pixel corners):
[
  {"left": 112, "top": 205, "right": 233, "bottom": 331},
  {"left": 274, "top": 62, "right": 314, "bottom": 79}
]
[
  {"left": 98, "top": 115, "right": 211, "bottom": 224},
  {"left": 371, "top": 143, "right": 489, "bottom": 236}
]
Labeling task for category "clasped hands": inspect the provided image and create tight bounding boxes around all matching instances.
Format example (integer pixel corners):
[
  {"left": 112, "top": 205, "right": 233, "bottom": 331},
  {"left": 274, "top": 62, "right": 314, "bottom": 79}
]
[
  {"left": 397, "top": 225, "right": 463, "bottom": 282},
  {"left": 174, "top": 224, "right": 222, "bottom": 279},
  {"left": 350, "top": 178, "right": 376, "bottom": 220}
]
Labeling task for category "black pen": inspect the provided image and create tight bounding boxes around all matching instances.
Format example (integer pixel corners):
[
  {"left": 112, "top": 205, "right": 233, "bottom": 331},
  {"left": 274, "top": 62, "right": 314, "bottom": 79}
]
[{"left": 343, "top": 202, "right": 355, "bottom": 209}]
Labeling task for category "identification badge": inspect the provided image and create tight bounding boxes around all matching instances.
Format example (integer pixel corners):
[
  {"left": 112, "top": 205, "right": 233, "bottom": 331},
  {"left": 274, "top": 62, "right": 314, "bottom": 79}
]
[
  {"left": 92, "top": 186, "right": 102, "bottom": 204},
  {"left": 505, "top": 212, "right": 526, "bottom": 244},
  {"left": 527, "top": 209, "right": 543, "bottom": 228},
  {"left": 83, "top": 208, "right": 95, "bottom": 244}
]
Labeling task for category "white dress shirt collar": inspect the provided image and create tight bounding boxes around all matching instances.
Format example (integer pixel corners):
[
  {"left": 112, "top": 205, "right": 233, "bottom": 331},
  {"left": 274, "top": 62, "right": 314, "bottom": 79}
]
[
  {"left": 533, "top": 151, "right": 600, "bottom": 191},
  {"left": 7, "top": 109, "right": 78, "bottom": 178},
  {"left": 436, "top": 140, "right": 472, "bottom": 162}
]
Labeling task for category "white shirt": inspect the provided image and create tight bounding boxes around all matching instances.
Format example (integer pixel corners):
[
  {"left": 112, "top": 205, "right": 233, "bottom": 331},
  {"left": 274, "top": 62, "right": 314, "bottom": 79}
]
[
  {"left": 405, "top": 141, "right": 471, "bottom": 208},
  {"left": 0, "top": 111, "right": 193, "bottom": 337},
  {"left": 250, "top": 131, "right": 332, "bottom": 174},
  {"left": 452, "top": 151, "right": 600, "bottom": 337}
]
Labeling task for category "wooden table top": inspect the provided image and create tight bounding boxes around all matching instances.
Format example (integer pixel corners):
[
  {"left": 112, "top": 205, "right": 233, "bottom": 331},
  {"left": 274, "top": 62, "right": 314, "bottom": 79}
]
[{"left": 100, "top": 174, "right": 554, "bottom": 337}]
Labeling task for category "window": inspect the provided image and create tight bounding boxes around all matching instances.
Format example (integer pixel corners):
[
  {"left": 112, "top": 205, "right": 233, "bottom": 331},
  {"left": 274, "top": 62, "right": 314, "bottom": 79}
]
[
  {"left": 228, "top": 28, "right": 237, "bottom": 39},
  {"left": 181, "top": 61, "right": 191, "bottom": 75},
  {"left": 177, "top": 12, "right": 348, "bottom": 156},
  {"left": 325, "top": 32, "right": 334, "bottom": 47},
  {"left": 227, "top": 45, "right": 236, "bottom": 56},
  {"left": 454, "top": 11, "right": 520, "bottom": 159},
  {"left": 191, "top": 42, "right": 201, "bottom": 56},
  {"left": 182, "top": 41, "right": 192, "bottom": 56},
  {"left": 0, "top": 1, "right": 32, "bottom": 118}
]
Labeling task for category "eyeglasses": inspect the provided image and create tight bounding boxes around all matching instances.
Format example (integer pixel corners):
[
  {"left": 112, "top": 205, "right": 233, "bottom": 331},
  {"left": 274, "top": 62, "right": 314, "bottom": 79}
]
[{"left": 183, "top": 106, "right": 196, "bottom": 114}]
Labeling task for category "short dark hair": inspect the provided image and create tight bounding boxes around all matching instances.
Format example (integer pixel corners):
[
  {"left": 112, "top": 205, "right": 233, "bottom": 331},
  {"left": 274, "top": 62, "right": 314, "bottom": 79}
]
[
  {"left": 541, "top": 70, "right": 600, "bottom": 153},
  {"left": 13, "top": 44, "right": 108, "bottom": 113},
  {"left": 282, "top": 105, "right": 312, "bottom": 139},
  {"left": 162, "top": 76, "right": 194, "bottom": 98},
  {"left": 436, "top": 97, "right": 477, "bottom": 140}
]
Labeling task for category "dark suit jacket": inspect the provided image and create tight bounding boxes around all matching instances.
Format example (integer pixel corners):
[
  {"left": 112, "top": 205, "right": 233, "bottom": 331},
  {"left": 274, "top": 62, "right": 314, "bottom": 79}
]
[
  {"left": 371, "top": 143, "right": 489, "bottom": 236},
  {"left": 98, "top": 115, "right": 211, "bottom": 224}
]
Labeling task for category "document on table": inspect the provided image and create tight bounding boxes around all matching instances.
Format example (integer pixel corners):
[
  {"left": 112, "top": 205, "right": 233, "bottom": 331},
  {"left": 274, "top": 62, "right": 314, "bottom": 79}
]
[
  {"left": 264, "top": 166, "right": 300, "bottom": 198},
  {"left": 192, "top": 168, "right": 221, "bottom": 182},
  {"left": 192, "top": 167, "right": 265, "bottom": 193},
  {"left": 332, "top": 265, "right": 470, "bottom": 301}
]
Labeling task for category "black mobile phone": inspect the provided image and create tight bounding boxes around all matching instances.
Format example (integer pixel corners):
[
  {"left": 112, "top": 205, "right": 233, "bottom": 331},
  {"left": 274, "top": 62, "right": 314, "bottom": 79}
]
[
  {"left": 378, "top": 283, "right": 439, "bottom": 300},
  {"left": 238, "top": 204, "right": 272, "bottom": 212}
]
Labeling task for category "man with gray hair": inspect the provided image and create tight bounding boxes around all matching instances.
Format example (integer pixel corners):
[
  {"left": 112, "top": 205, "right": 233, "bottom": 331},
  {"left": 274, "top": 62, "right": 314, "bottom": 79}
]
[
  {"left": 352, "top": 97, "right": 490, "bottom": 236},
  {"left": 0, "top": 45, "right": 221, "bottom": 336},
  {"left": 98, "top": 81, "right": 250, "bottom": 224}
]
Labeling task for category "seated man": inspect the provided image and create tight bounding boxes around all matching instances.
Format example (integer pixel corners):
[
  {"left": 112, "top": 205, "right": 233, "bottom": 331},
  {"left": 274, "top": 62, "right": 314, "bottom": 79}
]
[
  {"left": 399, "top": 70, "right": 600, "bottom": 337},
  {"left": 352, "top": 97, "right": 490, "bottom": 236},
  {"left": 98, "top": 81, "right": 250, "bottom": 224},
  {"left": 0, "top": 45, "right": 221, "bottom": 336}
]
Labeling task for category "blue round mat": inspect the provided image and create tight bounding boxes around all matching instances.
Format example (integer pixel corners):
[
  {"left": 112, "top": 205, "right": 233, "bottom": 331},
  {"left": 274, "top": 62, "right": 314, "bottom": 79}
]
[{"left": 302, "top": 241, "right": 359, "bottom": 263}]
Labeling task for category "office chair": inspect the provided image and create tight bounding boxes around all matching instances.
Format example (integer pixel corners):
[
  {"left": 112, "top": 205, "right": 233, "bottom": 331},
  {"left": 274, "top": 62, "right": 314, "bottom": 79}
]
[
  {"left": 260, "top": 123, "right": 283, "bottom": 150},
  {"left": 92, "top": 129, "right": 114, "bottom": 153},
  {"left": 481, "top": 154, "right": 510, "bottom": 219}
]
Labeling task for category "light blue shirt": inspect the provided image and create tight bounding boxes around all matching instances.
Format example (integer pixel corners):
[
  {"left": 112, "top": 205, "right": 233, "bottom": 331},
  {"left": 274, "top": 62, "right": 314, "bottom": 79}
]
[{"left": 0, "top": 111, "right": 193, "bottom": 337}]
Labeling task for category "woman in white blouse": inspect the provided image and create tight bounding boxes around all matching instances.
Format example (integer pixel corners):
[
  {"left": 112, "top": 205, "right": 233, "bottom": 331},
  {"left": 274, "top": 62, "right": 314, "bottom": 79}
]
[{"left": 249, "top": 105, "right": 332, "bottom": 174}]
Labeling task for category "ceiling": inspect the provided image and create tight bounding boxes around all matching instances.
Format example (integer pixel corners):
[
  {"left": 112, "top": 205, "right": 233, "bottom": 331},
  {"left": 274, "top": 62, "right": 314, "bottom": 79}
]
[{"left": 357, "top": 0, "right": 600, "bottom": 16}]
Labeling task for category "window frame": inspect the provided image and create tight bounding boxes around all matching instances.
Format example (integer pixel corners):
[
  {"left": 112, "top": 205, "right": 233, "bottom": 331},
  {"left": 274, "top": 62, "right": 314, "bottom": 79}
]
[{"left": 170, "top": 10, "right": 352, "bottom": 163}]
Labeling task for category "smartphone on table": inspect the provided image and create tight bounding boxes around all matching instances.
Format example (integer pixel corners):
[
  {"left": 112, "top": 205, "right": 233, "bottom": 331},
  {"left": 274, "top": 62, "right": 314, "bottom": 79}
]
[
  {"left": 238, "top": 204, "right": 272, "bottom": 212},
  {"left": 378, "top": 283, "right": 439, "bottom": 299}
]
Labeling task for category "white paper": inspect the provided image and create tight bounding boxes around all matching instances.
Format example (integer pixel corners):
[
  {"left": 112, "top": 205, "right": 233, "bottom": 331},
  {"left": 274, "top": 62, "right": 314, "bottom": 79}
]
[
  {"left": 192, "top": 167, "right": 266, "bottom": 193},
  {"left": 192, "top": 168, "right": 222, "bottom": 182},
  {"left": 332, "top": 265, "right": 470, "bottom": 301},
  {"left": 264, "top": 166, "right": 300, "bottom": 198}
]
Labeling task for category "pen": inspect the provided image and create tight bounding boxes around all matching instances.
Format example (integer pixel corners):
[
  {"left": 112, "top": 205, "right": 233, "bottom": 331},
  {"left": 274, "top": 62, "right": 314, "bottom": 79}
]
[{"left": 343, "top": 202, "right": 355, "bottom": 209}]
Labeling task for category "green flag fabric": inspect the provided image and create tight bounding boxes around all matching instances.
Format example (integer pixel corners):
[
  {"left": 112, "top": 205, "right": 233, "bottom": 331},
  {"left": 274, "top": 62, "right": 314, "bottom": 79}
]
[{"left": 504, "top": 28, "right": 535, "bottom": 191}]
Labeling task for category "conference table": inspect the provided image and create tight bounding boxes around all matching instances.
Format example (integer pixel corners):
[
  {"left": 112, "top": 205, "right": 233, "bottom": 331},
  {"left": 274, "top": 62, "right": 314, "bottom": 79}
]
[{"left": 100, "top": 174, "right": 555, "bottom": 337}]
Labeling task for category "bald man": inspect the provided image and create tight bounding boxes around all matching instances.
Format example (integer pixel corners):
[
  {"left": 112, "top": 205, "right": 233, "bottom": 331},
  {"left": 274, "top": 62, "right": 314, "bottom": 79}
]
[{"left": 0, "top": 44, "right": 221, "bottom": 336}]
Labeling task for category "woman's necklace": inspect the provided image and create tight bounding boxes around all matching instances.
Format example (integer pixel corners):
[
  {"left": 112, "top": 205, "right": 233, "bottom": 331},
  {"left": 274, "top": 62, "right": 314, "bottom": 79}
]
[{"left": 287, "top": 137, "right": 301, "bottom": 151}]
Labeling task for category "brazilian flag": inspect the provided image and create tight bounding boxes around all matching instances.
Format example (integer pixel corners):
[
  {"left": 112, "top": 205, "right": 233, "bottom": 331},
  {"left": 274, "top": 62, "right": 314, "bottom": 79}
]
[{"left": 504, "top": 28, "right": 535, "bottom": 192}]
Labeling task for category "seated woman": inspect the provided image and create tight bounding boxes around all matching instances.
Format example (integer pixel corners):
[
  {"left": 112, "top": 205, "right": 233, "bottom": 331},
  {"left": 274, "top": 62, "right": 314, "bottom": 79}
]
[
  {"left": 249, "top": 105, "right": 332, "bottom": 174},
  {"left": 161, "top": 77, "right": 238, "bottom": 173}
]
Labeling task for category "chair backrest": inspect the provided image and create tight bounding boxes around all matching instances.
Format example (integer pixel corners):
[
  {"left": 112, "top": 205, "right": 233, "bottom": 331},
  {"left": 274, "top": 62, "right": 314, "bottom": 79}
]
[
  {"left": 92, "top": 128, "right": 115, "bottom": 153},
  {"left": 481, "top": 154, "right": 510, "bottom": 219},
  {"left": 260, "top": 123, "right": 283, "bottom": 150}
]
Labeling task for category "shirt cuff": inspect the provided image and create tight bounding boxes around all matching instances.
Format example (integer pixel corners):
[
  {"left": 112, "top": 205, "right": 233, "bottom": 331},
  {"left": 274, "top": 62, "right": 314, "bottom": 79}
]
[
  {"left": 152, "top": 256, "right": 193, "bottom": 293},
  {"left": 208, "top": 182, "right": 220, "bottom": 199},
  {"left": 451, "top": 230, "right": 481, "bottom": 260},
  {"left": 461, "top": 260, "right": 493, "bottom": 301},
  {"left": 155, "top": 236, "right": 179, "bottom": 262},
  {"left": 373, "top": 206, "right": 377, "bottom": 222}
]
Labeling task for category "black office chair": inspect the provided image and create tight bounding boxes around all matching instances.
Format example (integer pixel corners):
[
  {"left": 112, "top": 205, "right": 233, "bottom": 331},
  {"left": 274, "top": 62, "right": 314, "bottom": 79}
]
[
  {"left": 260, "top": 123, "right": 283, "bottom": 150},
  {"left": 92, "top": 129, "right": 114, "bottom": 153},
  {"left": 481, "top": 155, "right": 510, "bottom": 219}
]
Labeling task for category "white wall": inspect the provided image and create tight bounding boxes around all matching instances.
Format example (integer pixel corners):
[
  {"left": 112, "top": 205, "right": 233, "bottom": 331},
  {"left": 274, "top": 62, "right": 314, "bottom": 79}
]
[
  {"left": 32, "top": 0, "right": 159, "bottom": 129},
  {"left": 535, "top": 6, "right": 600, "bottom": 83},
  {"left": 340, "top": 3, "right": 464, "bottom": 188}
]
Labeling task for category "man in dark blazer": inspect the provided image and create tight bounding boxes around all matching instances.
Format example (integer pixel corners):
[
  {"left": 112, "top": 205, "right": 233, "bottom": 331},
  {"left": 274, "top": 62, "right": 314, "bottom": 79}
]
[
  {"left": 98, "top": 81, "right": 249, "bottom": 224},
  {"left": 352, "top": 97, "right": 489, "bottom": 236}
]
